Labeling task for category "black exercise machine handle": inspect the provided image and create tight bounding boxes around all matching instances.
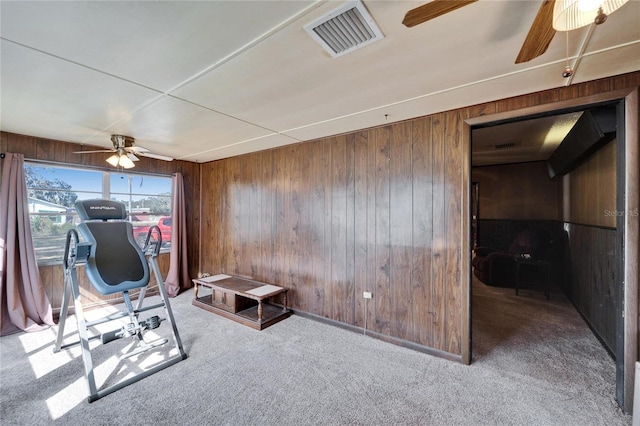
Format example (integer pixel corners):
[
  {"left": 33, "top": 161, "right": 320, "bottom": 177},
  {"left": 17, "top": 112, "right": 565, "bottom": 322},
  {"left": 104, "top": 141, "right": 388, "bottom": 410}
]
[
  {"left": 142, "top": 225, "right": 163, "bottom": 256},
  {"left": 64, "top": 228, "right": 92, "bottom": 269}
]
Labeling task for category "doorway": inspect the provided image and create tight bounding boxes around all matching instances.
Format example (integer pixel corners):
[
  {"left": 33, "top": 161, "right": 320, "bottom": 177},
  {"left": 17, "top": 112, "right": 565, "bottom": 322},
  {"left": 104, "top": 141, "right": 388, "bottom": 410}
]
[{"left": 465, "top": 90, "right": 638, "bottom": 412}]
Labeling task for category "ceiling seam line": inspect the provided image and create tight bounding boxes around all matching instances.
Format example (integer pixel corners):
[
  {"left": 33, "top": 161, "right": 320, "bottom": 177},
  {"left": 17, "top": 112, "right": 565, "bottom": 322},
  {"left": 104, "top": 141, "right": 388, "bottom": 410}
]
[
  {"left": 277, "top": 39, "right": 640, "bottom": 135},
  {"left": 90, "top": 0, "right": 327, "bottom": 143},
  {"left": 175, "top": 133, "right": 302, "bottom": 161},
  {"left": 0, "top": 37, "right": 163, "bottom": 95},
  {"left": 577, "top": 38, "right": 639, "bottom": 58},
  {"left": 0, "top": 1, "right": 327, "bottom": 99},
  {"left": 159, "top": 0, "right": 328, "bottom": 96},
  {"left": 1, "top": 2, "right": 328, "bottom": 146},
  {"left": 0, "top": 38, "right": 173, "bottom": 145},
  {"left": 165, "top": 95, "right": 297, "bottom": 139}
]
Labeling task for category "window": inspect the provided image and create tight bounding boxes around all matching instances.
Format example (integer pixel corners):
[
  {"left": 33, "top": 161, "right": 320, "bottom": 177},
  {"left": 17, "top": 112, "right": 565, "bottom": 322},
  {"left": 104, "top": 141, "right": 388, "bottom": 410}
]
[{"left": 25, "top": 163, "right": 172, "bottom": 265}]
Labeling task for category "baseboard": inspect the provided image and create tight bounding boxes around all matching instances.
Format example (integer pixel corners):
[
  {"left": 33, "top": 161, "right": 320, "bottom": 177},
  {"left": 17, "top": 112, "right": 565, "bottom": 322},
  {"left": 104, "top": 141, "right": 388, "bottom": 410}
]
[{"left": 291, "top": 309, "right": 463, "bottom": 364}]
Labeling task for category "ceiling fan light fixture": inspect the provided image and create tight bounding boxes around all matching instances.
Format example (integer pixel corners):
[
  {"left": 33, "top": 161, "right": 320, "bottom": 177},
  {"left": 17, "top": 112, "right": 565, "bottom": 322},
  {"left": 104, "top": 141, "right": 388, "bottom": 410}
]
[
  {"left": 106, "top": 154, "right": 120, "bottom": 167},
  {"left": 553, "top": 0, "right": 629, "bottom": 31},
  {"left": 118, "top": 154, "right": 135, "bottom": 169},
  {"left": 106, "top": 152, "right": 135, "bottom": 169}
]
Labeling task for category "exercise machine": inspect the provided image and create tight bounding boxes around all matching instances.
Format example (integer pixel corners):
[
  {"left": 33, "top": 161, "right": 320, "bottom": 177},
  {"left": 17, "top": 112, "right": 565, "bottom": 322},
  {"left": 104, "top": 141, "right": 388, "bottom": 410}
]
[{"left": 54, "top": 199, "right": 187, "bottom": 402}]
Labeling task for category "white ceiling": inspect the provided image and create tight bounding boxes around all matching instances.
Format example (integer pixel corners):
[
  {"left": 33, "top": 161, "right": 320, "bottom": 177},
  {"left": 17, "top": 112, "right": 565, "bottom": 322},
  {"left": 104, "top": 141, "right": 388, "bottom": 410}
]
[
  {"left": 472, "top": 111, "right": 584, "bottom": 166},
  {"left": 1, "top": 0, "right": 639, "bottom": 164}
]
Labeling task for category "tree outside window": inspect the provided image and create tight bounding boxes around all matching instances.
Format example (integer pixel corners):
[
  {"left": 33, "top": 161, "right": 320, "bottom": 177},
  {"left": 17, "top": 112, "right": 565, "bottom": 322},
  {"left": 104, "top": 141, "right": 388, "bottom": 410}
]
[{"left": 25, "top": 163, "right": 172, "bottom": 264}]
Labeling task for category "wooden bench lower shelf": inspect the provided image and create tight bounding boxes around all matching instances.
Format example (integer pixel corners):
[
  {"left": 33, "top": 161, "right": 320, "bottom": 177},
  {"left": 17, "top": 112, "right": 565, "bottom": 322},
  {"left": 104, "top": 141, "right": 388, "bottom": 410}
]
[{"left": 191, "top": 275, "right": 291, "bottom": 330}]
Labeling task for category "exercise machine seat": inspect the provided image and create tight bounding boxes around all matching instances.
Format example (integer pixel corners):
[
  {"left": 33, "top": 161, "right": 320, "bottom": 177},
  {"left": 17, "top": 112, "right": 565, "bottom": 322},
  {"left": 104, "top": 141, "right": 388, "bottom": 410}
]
[{"left": 75, "top": 199, "right": 149, "bottom": 294}]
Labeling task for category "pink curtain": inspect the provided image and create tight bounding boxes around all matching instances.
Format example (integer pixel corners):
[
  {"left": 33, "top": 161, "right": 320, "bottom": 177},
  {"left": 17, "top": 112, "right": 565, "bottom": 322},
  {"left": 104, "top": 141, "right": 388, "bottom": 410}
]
[
  {"left": 164, "top": 172, "right": 190, "bottom": 297},
  {"left": 0, "top": 153, "right": 54, "bottom": 336}
]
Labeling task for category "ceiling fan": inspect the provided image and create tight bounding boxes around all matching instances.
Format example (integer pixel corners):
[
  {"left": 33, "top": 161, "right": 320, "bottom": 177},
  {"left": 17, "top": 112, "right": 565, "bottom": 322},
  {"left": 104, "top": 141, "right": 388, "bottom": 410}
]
[
  {"left": 401, "top": 0, "right": 627, "bottom": 64},
  {"left": 75, "top": 135, "right": 173, "bottom": 169}
]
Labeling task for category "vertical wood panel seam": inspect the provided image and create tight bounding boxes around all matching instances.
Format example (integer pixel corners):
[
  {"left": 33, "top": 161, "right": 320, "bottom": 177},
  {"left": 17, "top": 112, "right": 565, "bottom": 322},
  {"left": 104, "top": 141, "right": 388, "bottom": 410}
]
[
  {"left": 389, "top": 124, "right": 392, "bottom": 336},
  {"left": 411, "top": 120, "right": 416, "bottom": 342},
  {"left": 443, "top": 115, "right": 449, "bottom": 351}
]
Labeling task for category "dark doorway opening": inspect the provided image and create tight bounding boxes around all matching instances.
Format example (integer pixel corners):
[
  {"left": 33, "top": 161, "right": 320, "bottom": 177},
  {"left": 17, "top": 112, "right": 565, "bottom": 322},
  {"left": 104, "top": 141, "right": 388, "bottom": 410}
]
[{"left": 468, "top": 99, "right": 628, "bottom": 409}]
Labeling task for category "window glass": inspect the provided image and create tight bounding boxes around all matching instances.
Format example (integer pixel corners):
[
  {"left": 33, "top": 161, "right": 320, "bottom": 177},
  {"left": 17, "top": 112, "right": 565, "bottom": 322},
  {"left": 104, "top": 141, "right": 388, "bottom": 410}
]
[
  {"left": 25, "top": 163, "right": 172, "bottom": 264},
  {"left": 110, "top": 173, "right": 171, "bottom": 196},
  {"left": 26, "top": 164, "right": 102, "bottom": 204}
]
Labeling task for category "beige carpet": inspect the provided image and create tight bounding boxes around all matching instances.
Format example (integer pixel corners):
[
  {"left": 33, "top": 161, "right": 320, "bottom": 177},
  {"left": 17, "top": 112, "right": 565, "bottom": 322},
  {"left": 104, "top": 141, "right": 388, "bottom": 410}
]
[{"left": 0, "top": 277, "right": 631, "bottom": 425}]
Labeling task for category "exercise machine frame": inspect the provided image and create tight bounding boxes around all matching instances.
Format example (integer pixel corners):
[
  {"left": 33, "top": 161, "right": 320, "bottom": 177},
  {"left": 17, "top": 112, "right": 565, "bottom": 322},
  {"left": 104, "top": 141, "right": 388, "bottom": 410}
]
[{"left": 54, "top": 219, "right": 187, "bottom": 403}]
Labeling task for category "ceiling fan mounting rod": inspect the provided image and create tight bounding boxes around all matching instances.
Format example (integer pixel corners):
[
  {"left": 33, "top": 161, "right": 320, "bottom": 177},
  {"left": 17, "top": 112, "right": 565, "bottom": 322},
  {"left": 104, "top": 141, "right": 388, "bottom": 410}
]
[
  {"left": 564, "top": 22, "right": 596, "bottom": 86},
  {"left": 111, "top": 134, "right": 134, "bottom": 149}
]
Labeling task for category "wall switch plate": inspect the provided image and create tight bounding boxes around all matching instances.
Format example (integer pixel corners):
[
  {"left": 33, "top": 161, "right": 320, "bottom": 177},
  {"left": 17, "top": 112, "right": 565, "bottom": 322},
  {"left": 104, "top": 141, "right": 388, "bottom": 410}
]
[{"left": 363, "top": 291, "right": 373, "bottom": 299}]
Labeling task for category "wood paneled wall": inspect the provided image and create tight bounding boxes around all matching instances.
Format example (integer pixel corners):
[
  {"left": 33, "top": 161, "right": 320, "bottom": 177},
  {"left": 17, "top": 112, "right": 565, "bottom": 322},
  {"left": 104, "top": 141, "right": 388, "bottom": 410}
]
[
  {"left": 558, "top": 139, "right": 618, "bottom": 356},
  {"left": 201, "top": 71, "right": 639, "bottom": 361},
  {"left": 563, "top": 223, "right": 618, "bottom": 355},
  {"left": 472, "top": 161, "right": 561, "bottom": 220},
  {"left": 563, "top": 139, "right": 617, "bottom": 228},
  {"left": 0, "top": 132, "right": 201, "bottom": 312},
  {"left": 201, "top": 115, "right": 466, "bottom": 357},
  {"left": 3, "top": 72, "right": 639, "bottom": 363}
]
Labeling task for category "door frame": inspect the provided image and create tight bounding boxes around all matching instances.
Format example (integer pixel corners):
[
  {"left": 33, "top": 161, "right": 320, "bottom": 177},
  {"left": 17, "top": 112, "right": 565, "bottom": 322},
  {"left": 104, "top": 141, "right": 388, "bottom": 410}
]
[{"left": 463, "top": 87, "right": 639, "bottom": 412}]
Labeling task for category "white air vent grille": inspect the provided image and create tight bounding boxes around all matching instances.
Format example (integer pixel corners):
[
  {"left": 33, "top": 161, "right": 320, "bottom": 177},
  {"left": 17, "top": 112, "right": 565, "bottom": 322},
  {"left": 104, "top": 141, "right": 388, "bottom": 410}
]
[{"left": 304, "top": 0, "right": 384, "bottom": 58}]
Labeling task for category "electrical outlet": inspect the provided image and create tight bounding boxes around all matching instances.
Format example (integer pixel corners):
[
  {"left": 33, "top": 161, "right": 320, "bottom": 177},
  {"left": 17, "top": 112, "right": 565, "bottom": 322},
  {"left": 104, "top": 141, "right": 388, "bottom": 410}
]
[{"left": 363, "top": 291, "right": 372, "bottom": 299}]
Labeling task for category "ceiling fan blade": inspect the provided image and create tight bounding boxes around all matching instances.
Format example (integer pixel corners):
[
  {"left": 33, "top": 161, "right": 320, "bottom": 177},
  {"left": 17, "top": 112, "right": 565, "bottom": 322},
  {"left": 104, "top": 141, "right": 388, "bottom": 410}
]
[
  {"left": 127, "top": 153, "right": 140, "bottom": 162},
  {"left": 139, "top": 152, "right": 174, "bottom": 162},
  {"left": 402, "top": 0, "right": 478, "bottom": 28},
  {"left": 128, "top": 145, "right": 150, "bottom": 153},
  {"left": 73, "top": 149, "right": 115, "bottom": 154},
  {"left": 515, "top": 0, "right": 556, "bottom": 64}
]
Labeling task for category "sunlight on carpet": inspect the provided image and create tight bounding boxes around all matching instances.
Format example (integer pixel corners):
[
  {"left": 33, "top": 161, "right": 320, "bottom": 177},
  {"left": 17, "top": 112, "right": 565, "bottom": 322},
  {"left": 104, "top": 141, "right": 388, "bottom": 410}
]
[{"left": 17, "top": 297, "right": 180, "bottom": 420}]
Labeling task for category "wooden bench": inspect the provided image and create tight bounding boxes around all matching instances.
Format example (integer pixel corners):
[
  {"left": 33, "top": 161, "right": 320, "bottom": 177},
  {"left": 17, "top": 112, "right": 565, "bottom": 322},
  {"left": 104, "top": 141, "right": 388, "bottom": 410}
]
[{"left": 192, "top": 274, "right": 291, "bottom": 330}]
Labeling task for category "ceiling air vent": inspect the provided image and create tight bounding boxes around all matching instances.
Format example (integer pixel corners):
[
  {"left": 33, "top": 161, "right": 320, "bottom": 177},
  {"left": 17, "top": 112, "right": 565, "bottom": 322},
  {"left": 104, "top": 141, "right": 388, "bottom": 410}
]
[{"left": 304, "top": 0, "right": 384, "bottom": 58}]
